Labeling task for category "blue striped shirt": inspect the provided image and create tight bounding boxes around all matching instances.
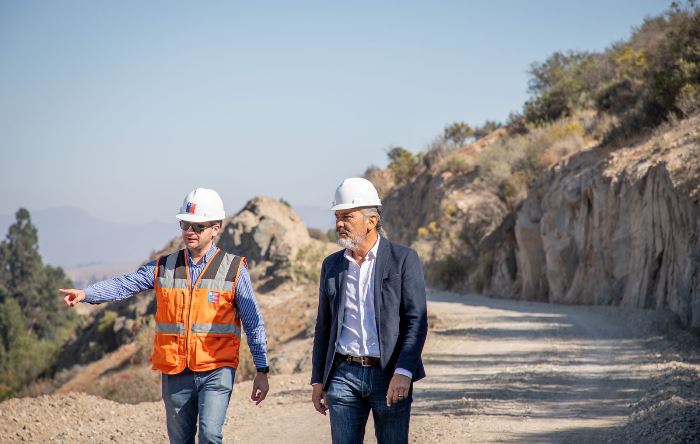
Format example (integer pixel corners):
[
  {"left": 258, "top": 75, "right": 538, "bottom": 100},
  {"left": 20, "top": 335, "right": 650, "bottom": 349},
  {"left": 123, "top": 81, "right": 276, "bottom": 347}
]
[{"left": 85, "top": 243, "right": 268, "bottom": 368}]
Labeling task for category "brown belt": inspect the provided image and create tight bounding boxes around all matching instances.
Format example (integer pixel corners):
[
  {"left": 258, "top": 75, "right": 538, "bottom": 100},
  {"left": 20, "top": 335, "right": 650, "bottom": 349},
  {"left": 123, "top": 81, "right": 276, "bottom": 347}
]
[{"left": 336, "top": 353, "right": 381, "bottom": 367}]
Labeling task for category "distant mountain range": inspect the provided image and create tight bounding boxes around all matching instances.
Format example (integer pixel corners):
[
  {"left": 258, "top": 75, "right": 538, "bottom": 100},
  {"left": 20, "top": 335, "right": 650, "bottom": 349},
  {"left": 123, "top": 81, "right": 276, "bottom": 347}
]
[
  {"left": 0, "top": 203, "right": 333, "bottom": 274},
  {"left": 0, "top": 207, "right": 179, "bottom": 269}
]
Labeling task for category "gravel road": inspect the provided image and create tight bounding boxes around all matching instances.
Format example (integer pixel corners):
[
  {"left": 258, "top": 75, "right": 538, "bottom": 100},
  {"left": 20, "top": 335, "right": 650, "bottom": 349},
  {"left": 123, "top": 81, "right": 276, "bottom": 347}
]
[{"left": 1, "top": 291, "right": 698, "bottom": 443}]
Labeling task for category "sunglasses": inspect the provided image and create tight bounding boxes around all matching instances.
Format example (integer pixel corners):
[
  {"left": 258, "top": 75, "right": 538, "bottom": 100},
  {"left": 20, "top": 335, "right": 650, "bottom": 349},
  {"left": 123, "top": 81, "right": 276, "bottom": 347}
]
[{"left": 179, "top": 221, "right": 218, "bottom": 233}]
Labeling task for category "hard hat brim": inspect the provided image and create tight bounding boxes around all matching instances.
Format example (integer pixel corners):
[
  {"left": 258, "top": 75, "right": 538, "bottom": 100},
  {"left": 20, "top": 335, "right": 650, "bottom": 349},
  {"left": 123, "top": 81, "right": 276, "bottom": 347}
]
[
  {"left": 330, "top": 202, "right": 382, "bottom": 211},
  {"left": 176, "top": 213, "right": 224, "bottom": 223}
]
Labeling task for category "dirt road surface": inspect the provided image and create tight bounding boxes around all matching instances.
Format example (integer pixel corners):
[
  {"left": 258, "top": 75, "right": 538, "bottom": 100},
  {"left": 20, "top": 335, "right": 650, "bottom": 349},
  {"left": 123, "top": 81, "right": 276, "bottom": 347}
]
[{"left": 1, "top": 291, "right": 697, "bottom": 443}]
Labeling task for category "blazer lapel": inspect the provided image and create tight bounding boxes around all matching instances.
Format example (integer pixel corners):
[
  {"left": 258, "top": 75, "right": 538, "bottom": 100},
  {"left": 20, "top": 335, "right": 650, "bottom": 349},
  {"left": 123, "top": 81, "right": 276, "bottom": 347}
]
[
  {"left": 373, "top": 238, "right": 389, "bottom": 339},
  {"left": 335, "top": 254, "right": 349, "bottom": 343}
]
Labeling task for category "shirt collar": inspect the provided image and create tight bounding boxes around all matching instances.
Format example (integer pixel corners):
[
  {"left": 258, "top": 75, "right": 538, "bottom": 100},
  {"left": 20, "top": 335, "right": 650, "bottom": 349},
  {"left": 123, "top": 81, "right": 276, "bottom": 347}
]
[
  {"left": 343, "top": 236, "right": 381, "bottom": 263},
  {"left": 187, "top": 242, "right": 218, "bottom": 267}
]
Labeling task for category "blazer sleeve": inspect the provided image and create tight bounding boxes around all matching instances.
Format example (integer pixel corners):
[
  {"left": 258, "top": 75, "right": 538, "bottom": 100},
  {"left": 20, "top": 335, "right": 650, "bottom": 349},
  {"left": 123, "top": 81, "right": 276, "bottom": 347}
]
[
  {"left": 311, "top": 259, "right": 331, "bottom": 385},
  {"left": 396, "top": 249, "right": 428, "bottom": 374}
]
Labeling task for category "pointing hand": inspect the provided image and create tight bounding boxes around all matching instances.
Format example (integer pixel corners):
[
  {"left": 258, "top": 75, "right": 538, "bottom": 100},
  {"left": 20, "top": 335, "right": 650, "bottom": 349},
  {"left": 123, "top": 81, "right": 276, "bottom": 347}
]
[{"left": 59, "top": 289, "right": 86, "bottom": 307}]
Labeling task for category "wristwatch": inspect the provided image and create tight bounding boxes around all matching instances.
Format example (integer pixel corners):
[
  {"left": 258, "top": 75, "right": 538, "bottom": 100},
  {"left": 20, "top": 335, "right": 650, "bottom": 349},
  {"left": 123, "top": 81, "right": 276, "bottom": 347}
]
[{"left": 256, "top": 366, "right": 270, "bottom": 374}]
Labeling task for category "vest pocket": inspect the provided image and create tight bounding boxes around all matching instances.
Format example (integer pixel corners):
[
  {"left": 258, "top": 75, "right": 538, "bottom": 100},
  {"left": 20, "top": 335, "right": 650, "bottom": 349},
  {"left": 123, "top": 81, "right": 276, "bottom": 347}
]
[
  {"left": 195, "top": 335, "right": 238, "bottom": 365},
  {"left": 152, "top": 334, "right": 179, "bottom": 367}
]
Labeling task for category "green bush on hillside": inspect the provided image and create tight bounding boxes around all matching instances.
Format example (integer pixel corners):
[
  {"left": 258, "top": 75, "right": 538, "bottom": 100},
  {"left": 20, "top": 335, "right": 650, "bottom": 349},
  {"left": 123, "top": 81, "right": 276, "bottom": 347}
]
[
  {"left": 473, "top": 120, "right": 503, "bottom": 140},
  {"left": 0, "top": 209, "right": 79, "bottom": 400},
  {"left": 523, "top": 2, "right": 700, "bottom": 136},
  {"left": 524, "top": 50, "right": 600, "bottom": 123},
  {"left": 443, "top": 122, "right": 474, "bottom": 147},
  {"left": 387, "top": 146, "right": 421, "bottom": 184},
  {"left": 292, "top": 243, "right": 327, "bottom": 283}
]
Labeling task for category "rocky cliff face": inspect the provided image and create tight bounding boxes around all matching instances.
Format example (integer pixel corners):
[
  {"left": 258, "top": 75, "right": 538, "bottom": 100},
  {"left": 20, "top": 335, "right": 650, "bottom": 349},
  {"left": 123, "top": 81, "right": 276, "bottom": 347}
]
[
  {"left": 490, "top": 117, "right": 700, "bottom": 328},
  {"left": 377, "top": 129, "right": 512, "bottom": 287},
  {"left": 378, "top": 116, "right": 700, "bottom": 329}
]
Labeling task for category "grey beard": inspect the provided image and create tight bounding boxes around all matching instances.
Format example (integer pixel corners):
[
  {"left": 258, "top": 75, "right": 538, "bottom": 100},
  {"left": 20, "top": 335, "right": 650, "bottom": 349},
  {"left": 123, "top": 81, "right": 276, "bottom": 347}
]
[{"left": 336, "top": 231, "right": 365, "bottom": 251}]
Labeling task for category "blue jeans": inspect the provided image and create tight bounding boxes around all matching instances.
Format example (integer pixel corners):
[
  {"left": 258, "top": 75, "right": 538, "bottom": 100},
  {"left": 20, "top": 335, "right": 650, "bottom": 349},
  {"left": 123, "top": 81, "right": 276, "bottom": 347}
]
[
  {"left": 325, "top": 360, "right": 412, "bottom": 444},
  {"left": 161, "top": 366, "right": 235, "bottom": 444}
]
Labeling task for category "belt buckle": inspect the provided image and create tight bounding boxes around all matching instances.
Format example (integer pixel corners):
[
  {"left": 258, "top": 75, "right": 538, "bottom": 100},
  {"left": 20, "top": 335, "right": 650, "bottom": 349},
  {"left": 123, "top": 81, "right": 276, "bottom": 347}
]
[{"left": 360, "top": 356, "right": 372, "bottom": 367}]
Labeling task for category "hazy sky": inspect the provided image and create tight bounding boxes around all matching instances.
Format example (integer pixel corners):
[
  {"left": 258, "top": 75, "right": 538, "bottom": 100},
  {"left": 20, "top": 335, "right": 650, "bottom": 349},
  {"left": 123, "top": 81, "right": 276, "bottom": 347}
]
[{"left": 1, "top": 0, "right": 669, "bottom": 224}]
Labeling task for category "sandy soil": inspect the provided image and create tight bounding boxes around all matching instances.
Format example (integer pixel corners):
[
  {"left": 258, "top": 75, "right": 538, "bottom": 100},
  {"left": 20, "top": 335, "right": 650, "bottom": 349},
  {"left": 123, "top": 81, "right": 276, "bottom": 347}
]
[{"left": 1, "top": 290, "right": 698, "bottom": 443}]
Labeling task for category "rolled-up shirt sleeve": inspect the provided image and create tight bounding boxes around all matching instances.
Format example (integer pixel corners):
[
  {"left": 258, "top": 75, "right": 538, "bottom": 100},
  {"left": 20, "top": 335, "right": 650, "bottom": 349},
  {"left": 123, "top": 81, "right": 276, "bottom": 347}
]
[
  {"left": 84, "top": 260, "right": 157, "bottom": 303},
  {"left": 234, "top": 265, "right": 269, "bottom": 369}
]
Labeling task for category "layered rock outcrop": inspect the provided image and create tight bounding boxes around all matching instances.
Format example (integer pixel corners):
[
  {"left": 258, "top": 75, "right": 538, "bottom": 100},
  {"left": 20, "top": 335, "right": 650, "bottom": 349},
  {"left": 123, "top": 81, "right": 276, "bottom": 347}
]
[
  {"left": 378, "top": 116, "right": 700, "bottom": 329},
  {"left": 490, "top": 117, "right": 700, "bottom": 328}
]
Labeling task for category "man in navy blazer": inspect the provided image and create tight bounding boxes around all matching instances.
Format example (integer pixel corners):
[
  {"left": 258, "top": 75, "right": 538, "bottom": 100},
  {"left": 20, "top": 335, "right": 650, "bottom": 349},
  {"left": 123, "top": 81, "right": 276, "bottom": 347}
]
[{"left": 311, "top": 178, "right": 428, "bottom": 444}]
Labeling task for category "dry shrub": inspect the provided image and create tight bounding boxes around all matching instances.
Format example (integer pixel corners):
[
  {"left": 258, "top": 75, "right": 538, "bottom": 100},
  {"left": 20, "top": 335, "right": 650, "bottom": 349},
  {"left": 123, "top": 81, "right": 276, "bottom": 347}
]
[
  {"left": 438, "top": 155, "right": 472, "bottom": 174},
  {"left": 17, "top": 378, "right": 56, "bottom": 398},
  {"left": 542, "top": 134, "right": 585, "bottom": 165},
  {"left": 94, "top": 364, "right": 162, "bottom": 404},
  {"left": 442, "top": 203, "right": 458, "bottom": 221},
  {"left": 434, "top": 254, "right": 466, "bottom": 289},
  {"left": 307, "top": 228, "right": 328, "bottom": 241},
  {"left": 132, "top": 316, "right": 156, "bottom": 365},
  {"left": 292, "top": 243, "right": 327, "bottom": 283},
  {"left": 586, "top": 112, "right": 619, "bottom": 143},
  {"left": 676, "top": 83, "right": 700, "bottom": 116},
  {"left": 500, "top": 172, "right": 530, "bottom": 209},
  {"left": 479, "top": 117, "right": 588, "bottom": 188}
]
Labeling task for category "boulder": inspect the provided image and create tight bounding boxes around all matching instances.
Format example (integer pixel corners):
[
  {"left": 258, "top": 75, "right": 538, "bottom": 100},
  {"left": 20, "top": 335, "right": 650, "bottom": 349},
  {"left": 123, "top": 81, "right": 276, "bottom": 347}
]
[{"left": 218, "top": 196, "right": 313, "bottom": 289}]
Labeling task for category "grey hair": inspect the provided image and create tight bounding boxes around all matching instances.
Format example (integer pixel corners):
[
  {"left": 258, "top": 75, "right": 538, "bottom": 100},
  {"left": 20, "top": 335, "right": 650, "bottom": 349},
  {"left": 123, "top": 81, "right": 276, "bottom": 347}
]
[{"left": 361, "top": 207, "right": 388, "bottom": 239}]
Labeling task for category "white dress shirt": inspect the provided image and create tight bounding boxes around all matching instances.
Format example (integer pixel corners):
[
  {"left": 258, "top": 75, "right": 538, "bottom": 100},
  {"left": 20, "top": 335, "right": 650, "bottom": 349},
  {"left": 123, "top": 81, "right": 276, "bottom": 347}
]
[
  {"left": 337, "top": 237, "right": 412, "bottom": 379},
  {"left": 337, "top": 237, "right": 381, "bottom": 357}
]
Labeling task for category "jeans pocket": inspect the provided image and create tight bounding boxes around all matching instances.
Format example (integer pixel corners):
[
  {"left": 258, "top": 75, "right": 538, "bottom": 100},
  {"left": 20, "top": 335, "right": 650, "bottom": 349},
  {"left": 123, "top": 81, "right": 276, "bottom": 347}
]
[{"left": 202, "top": 366, "right": 235, "bottom": 392}]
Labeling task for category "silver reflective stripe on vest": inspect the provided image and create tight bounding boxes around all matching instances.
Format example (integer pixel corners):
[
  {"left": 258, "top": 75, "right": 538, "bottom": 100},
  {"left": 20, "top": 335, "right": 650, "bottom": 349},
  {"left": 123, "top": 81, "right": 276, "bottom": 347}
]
[
  {"left": 198, "top": 252, "right": 237, "bottom": 291},
  {"left": 191, "top": 323, "right": 241, "bottom": 336},
  {"left": 198, "top": 279, "right": 234, "bottom": 292},
  {"left": 157, "top": 277, "right": 189, "bottom": 289},
  {"left": 156, "top": 322, "right": 186, "bottom": 334},
  {"left": 156, "top": 252, "right": 181, "bottom": 289}
]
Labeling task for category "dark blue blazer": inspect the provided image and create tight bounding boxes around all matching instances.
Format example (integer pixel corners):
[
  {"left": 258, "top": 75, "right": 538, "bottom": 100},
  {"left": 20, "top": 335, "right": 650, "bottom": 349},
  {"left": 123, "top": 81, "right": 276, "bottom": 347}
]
[{"left": 311, "top": 238, "right": 428, "bottom": 390}]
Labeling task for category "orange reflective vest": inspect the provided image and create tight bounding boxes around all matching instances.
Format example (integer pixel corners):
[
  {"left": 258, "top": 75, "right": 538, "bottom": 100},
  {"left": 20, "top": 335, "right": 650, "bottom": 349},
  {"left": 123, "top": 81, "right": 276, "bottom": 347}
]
[{"left": 151, "top": 247, "right": 246, "bottom": 374}]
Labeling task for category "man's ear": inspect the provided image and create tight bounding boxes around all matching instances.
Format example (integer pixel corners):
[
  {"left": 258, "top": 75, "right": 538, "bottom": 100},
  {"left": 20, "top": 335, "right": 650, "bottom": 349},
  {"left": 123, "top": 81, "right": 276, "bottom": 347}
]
[{"left": 367, "top": 214, "right": 378, "bottom": 231}]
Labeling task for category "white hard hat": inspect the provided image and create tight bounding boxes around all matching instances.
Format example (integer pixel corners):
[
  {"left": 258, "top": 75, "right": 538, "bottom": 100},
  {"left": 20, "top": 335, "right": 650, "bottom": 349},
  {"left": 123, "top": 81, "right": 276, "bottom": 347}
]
[
  {"left": 331, "top": 178, "right": 382, "bottom": 211},
  {"left": 176, "top": 188, "right": 226, "bottom": 222}
]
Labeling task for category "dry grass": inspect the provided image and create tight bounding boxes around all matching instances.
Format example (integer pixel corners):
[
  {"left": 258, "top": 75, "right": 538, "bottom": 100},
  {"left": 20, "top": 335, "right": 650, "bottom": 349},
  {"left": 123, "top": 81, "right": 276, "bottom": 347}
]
[
  {"left": 437, "top": 155, "right": 472, "bottom": 175},
  {"left": 94, "top": 364, "right": 162, "bottom": 404},
  {"left": 477, "top": 116, "right": 589, "bottom": 187}
]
